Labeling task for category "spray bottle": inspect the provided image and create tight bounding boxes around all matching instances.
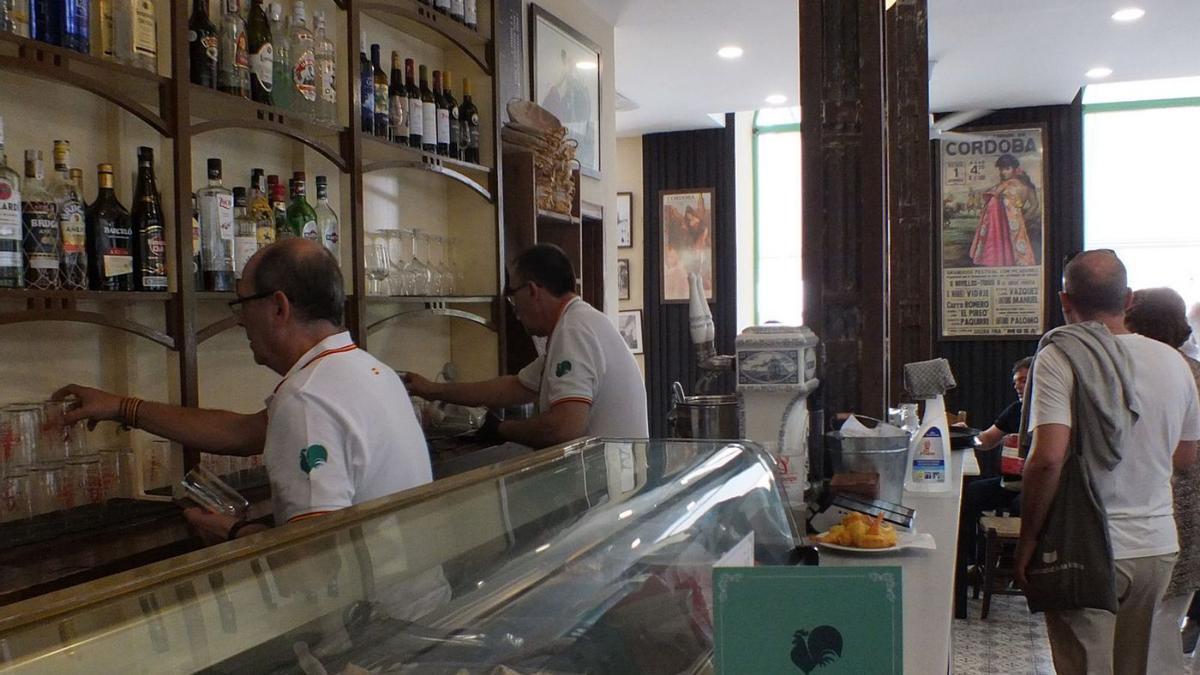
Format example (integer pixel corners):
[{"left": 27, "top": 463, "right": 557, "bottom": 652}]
[{"left": 902, "top": 358, "right": 956, "bottom": 493}]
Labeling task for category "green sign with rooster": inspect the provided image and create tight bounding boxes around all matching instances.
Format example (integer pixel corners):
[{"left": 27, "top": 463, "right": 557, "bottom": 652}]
[{"left": 713, "top": 566, "right": 902, "bottom": 674}]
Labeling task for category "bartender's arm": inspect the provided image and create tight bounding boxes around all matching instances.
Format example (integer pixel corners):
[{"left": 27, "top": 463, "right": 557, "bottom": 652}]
[
  {"left": 403, "top": 373, "right": 536, "bottom": 408},
  {"left": 55, "top": 384, "right": 268, "bottom": 456},
  {"left": 493, "top": 400, "right": 589, "bottom": 448}
]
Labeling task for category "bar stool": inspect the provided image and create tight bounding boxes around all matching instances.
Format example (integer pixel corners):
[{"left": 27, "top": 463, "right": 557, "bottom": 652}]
[{"left": 978, "top": 515, "right": 1024, "bottom": 619}]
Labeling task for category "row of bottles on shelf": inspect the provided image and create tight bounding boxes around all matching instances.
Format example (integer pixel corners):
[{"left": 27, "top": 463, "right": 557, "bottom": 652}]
[
  {"left": 360, "top": 37, "right": 480, "bottom": 164},
  {"left": 189, "top": 0, "right": 337, "bottom": 125},
  {"left": 0, "top": 0, "right": 158, "bottom": 72},
  {"left": 194, "top": 159, "right": 338, "bottom": 292},
  {"left": 418, "top": 0, "right": 478, "bottom": 31},
  {"left": 0, "top": 119, "right": 167, "bottom": 291}
]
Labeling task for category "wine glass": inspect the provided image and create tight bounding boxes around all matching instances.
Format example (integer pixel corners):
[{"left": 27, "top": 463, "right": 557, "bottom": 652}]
[
  {"left": 380, "top": 229, "right": 406, "bottom": 295},
  {"left": 448, "top": 236, "right": 463, "bottom": 295},
  {"left": 432, "top": 235, "right": 454, "bottom": 296},
  {"left": 409, "top": 228, "right": 433, "bottom": 296},
  {"left": 364, "top": 241, "right": 390, "bottom": 296}
]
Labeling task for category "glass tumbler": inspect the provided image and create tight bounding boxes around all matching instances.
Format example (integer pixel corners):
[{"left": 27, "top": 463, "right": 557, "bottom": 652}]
[
  {"left": 1, "top": 405, "right": 41, "bottom": 471},
  {"left": 65, "top": 455, "right": 102, "bottom": 508},
  {"left": 29, "top": 463, "right": 63, "bottom": 516},
  {"left": 97, "top": 448, "right": 124, "bottom": 502},
  {"left": 178, "top": 465, "right": 249, "bottom": 520},
  {"left": 0, "top": 470, "right": 30, "bottom": 523},
  {"left": 143, "top": 440, "right": 173, "bottom": 492}
]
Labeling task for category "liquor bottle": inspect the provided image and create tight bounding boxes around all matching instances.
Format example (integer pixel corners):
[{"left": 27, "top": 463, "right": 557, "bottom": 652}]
[
  {"left": 131, "top": 146, "right": 166, "bottom": 291},
  {"left": 0, "top": 118, "right": 21, "bottom": 288},
  {"left": 231, "top": 187, "right": 256, "bottom": 278},
  {"left": 464, "top": 0, "right": 476, "bottom": 31},
  {"left": 313, "top": 11, "right": 335, "bottom": 125},
  {"left": 450, "top": 0, "right": 463, "bottom": 24},
  {"left": 268, "top": 2, "right": 288, "bottom": 109},
  {"left": 189, "top": 0, "right": 218, "bottom": 87},
  {"left": 129, "top": 0, "right": 157, "bottom": 72},
  {"left": 434, "top": 0, "right": 448, "bottom": 16},
  {"left": 419, "top": 65, "right": 436, "bottom": 154},
  {"left": 61, "top": 0, "right": 89, "bottom": 53},
  {"left": 289, "top": 0, "right": 316, "bottom": 118},
  {"left": 358, "top": 32, "right": 372, "bottom": 134},
  {"left": 444, "top": 69, "right": 460, "bottom": 160},
  {"left": 249, "top": 169, "right": 274, "bottom": 247},
  {"left": 21, "top": 150, "right": 58, "bottom": 289},
  {"left": 96, "top": 0, "right": 115, "bottom": 59},
  {"left": 30, "top": 0, "right": 60, "bottom": 45},
  {"left": 433, "top": 70, "right": 448, "bottom": 156},
  {"left": 314, "top": 175, "right": 338, "bottom": 262},
  {"left": 460, "top": 77, "right": 480, "bottom": 164},
  {"left": 190, "top": 194, "right": 202, "bottom": 288},
  {"left": 270, "top": 180, "right": 288, "bottom": 240},
  {"left": 246, "top": 0, "right": 273, "bottom": 105},
  {"left": 2, "top": 1, "right": 31, "bottom": 38},
  {"left": 286, "top": 171, "right": 317, "bottom": 240},
  {"left": 370, "top": 44, "right": 389, "bottom": 139},
  {"left": 219, "top": 0, "right": 249, "bottom": 98},
  {"left": 406, "top": 58, "right": 422, "bottom": 149},
  {"left": 86, "top": 163, "right": 134, "bottom": 291},
  {"left": 196, "top": 158, "right": 234, "bottom": 291},
  {"left": 52, "top": 141, "right": 87, "bottom": 289},
  {"left": 388, "top": 51, "right": 407, "bottom": 146}
]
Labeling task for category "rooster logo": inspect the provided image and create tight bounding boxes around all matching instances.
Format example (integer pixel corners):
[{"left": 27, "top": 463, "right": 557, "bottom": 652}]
[{"left": 790, "top": 625, "right": 844, "bottom": 673}]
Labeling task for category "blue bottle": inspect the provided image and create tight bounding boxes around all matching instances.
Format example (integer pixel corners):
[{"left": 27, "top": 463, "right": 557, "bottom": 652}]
[
  {"left": 30, "top": 0, "right": 61, "bottom": 46},
  {"left": 359, "top": 33, "right": 374, "bottom": 134},
  {"left": 60, "top": 0, "right": 88, "bottom": 53}
]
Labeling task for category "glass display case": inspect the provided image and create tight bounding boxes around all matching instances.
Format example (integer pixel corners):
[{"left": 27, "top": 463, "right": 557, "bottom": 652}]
[{"left": 0, "top": 438, "right": 800, "bottom": 674}]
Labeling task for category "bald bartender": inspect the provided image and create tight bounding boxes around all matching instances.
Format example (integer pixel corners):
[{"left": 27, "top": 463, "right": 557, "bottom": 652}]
[{"left": 405, "top": 244, "right": 649, "bottom": 447}]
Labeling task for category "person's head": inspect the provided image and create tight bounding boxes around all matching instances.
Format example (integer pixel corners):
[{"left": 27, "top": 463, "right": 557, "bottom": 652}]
[
  {"left": 996, "top": 154, "right": 1019, "bottom": 181},
  {"left": 506, "top": 244, "right": 577, "bottom": 336},
  {"left": 1012, "top": 356, "right": 1032, "bottom": 400},
  {"left": 1060, "top": 249, "right": 1130, "bottom": 323},
  {"left": 1125, "top": 287, "right": 1191, "bottom": 349},
  {"left": 235, "top": 238, "right": 345, "bottom": 374}
]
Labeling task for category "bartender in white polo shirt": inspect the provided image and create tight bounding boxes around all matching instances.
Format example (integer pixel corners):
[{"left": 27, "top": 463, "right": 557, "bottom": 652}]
[
  {"left": 405, "top": 243, "right": 649, "bottom": 447},
  {"left": 55, "top": 238, "right": 431, "bottom": 543}
]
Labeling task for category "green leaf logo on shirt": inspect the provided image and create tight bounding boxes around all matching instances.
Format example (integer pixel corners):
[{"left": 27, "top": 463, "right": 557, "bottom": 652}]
[
  {"left": 556, "top": 360, "right": 573, "bottom": 377},
  {"left": 299, "top": 444, "right": 329, "bottom": 474}
]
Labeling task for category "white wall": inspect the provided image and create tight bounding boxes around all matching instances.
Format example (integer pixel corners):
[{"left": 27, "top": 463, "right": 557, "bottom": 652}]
[{"left": 615, "top": 135, "right": 643, "bottom": 374}]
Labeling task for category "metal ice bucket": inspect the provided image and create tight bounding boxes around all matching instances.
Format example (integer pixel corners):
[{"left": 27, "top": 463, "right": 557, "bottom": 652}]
[{"left": 667, "top": 382, "right": 740, "bottom": 440}]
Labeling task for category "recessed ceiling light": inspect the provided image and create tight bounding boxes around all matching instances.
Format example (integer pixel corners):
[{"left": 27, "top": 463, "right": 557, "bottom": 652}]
[
  {"left": 1087, "top": 67, "right": 1114, "bottom": 79},
  {"left": 765, "top": 94, "right": 787, "bottom": 105},
  {"left": 1111, "top": 7, "right": 1145, "bottom": 22},
  {"left": 717, "top": 46, "right": 744, "bottom": 60},
  {"left": 575, "top": 60, "right": 597, "bottom": 70}
]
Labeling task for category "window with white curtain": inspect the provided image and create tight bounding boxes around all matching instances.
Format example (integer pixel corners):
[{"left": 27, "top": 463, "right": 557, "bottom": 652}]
[{"left": 754, "top": 108, "right": 803, "bottom": 325}]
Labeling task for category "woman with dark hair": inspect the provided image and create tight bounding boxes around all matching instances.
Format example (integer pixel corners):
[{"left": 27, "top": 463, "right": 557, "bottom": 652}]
[
  {"left": 968, "top": 153, "right": 1040, "bottom": 267},
  {"left": 1126, "top": 286, "right": 1200, "bottom": 670}
]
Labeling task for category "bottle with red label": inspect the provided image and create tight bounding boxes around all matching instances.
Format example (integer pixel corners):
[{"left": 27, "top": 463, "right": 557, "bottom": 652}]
[
  {"left": 87, "top": 163, "right": 134, "bottom": 291},
  {"left": 132, "top": 146, "right": 167, "bottom": 291},
  {"left": 21, "top": 149, "right": 60, "bottom": 289}
]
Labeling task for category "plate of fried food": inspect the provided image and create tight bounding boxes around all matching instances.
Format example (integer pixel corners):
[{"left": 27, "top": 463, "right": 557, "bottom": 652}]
[{"left": 811, "top": 512, "right": 934, "bottom": 553}]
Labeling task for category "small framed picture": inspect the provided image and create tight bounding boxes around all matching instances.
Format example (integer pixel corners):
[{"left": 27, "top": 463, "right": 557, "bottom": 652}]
[
  {"left": 617, "top": 192, "right": 633, "bottom": 248},
  {"left": 530, "top": 4, "right": 602, "bottom": 177},
  {"left": 618, "top": 258, "right": 631, "bottom": 301},
  {"left": 618, "top": 309, "right": 643, "bottom": 354}
]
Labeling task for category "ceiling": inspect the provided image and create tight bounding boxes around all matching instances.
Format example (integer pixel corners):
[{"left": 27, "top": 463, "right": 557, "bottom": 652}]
[{"left": 585, "top": 0, "right": 1200, "bottom": 136}]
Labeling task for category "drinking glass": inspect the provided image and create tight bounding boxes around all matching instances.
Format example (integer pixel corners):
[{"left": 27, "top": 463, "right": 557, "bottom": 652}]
[
  {"left": 29, "top": 463, "right": 63, "bottom": 516},
  {"left": 364, "top": 241, "right": 391, "bottom": 296},
  {"left": 64, "top": 454, "right": 101, "bottom": 509},
  {"left": 431, "top": 235, "right": 453, "bottom": 296},
  {"left": 0, "top": 470, "right": 30, "bottom": 523},
  {"left": 1, "top": 404, "right": 41, "bottom": 471},
  {"left": 410, "top": 229, "right": 434, "bottom": 296},
  {"left": 97, "top": 448, "right": 124, "bottom": 502},
  {"left": 448, "top": 236, "right": 463, "bottom": 295},
  {"left": 178, "top": 465, "right": 249, "bottom": 520},
  {"left": 143, "top": 439, "right": 173, "bottom": 492}
]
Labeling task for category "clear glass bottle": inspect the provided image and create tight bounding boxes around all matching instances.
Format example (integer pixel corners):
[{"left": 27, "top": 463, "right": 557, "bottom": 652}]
[
  {"left": 52, "top": 140, "right": 87, "bottom": 290},
  {"left": 314, "top": 175, "right": 338, "bottom": 262},
  {"left": 129, "top": 0, "right": 157, "bottom": 72},
  {"left": 249, "top": 169, "right": 274, "bottom": 248},
  {"left": 289, "top": 0, "right": 315, "bottom": 119},
  {"left": 464, "top": 0, "right": 476, "bottom": 31},
  {"left": 286, "top": 172, "right": 317, "bottom": 241},
  {"left": 21, "top": 149, "right": 59, "bottom": 289},
  {"left": 231, "top": 186, "right": 257, "bottom": 279},
  {"left": 267, "top": 2, "right": 289, "bottom": 110},
  {"left": 218, "top": 0, "right": 249, "bottom": 98},
  {"left": 0, "top": 117, "right": 23, "bottom": 289},
  {"left": 313, "top": 11, "right": 335, "bottom": 126},
  {"left": 131, "top": 146, "right": 167, "bottom": 291},
  {"left": 196, "top": 158, "right": 234, "bottom": 291}
]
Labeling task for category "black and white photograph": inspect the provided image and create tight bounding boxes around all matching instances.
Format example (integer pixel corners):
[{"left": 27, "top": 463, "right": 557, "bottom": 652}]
[
  {"left": 530, "top": 4, "right": 602, "bottom": 177},
  {"left": 617, "top": 192, "right": 633, "bottom": 248},
  {"left": 618, "top": 258, "right": 630, "bottom": 301},
  {"left": 618, "top": 310, "right": 643, "bottom": 354}
]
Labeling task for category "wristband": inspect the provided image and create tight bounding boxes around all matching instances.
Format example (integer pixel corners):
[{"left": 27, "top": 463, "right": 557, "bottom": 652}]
[{"left": 227, "top": 520, "right": 252, "bottom": 541}]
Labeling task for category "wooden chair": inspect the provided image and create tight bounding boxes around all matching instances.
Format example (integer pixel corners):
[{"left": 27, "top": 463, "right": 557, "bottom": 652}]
[
  {"left": 946, "top": 409, "right": 969, "bottom": 427},
  {"left": 977, "top": 515, "right": 1024, "bottom": 619}
]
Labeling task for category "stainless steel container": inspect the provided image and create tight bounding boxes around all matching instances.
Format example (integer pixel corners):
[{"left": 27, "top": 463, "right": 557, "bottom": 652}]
[{"left": 668, "top": 382, "right": 740, "bottom": 440}]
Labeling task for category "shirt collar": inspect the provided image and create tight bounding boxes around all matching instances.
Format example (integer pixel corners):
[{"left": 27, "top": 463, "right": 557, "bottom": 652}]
[
  {"left": 280, "top": 331, "right": 355, "bottom": 381},
  {"left": 548, "top": 296, "right": 582, "bottom": 339}
]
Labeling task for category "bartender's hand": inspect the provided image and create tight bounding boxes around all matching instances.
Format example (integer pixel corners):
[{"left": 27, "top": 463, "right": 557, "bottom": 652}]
[
  {"left": 52, "top": 384, "right": 122, "bottom": 430},
  {"left": 400, "top": 372, "right": 439, "bottom": 400},
  {"left": 182, "top": 506, "right": 265, "bottom": 546},
  {"left": 1014, "top": 538, "right": 1036, "bottom": 590}
]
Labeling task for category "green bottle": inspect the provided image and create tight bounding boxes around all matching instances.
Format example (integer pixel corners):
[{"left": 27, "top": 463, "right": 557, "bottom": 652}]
[{"left": 285, "top": 171, "right": 317, "bottom": 240}]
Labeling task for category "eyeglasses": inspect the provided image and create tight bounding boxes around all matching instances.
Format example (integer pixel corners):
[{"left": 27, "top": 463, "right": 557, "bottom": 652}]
[
  {"left": 227, "top": 289, "right": 277, "bottom": 315},
  {"left": 504, "top": 282, "right": 530, "bottom": 306}
]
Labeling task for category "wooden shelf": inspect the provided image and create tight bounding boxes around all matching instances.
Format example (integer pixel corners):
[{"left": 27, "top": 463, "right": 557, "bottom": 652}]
[
  {"left": 366, "top": 294, "right": 495, "bottom": 304},
  {"left": 0, "top": 33, "right": 170, "bottom": 135},
  {"left": 537, "top": 209, "right": 581, "bottom": 226},
  {"left": 0, "top": 289, "right": 175, "bottom": 349},
  {"left": 360, "top": 0, "right": 492, "bottom": 74},
  {"left": 0, "top": 289, "right": 172, "bottom": 302},
  {"left": 360, "top": 135, "right": 493, "bottom": 199},
  {"left": 188, "top": 85, "right": 350, "bottom": 172}
]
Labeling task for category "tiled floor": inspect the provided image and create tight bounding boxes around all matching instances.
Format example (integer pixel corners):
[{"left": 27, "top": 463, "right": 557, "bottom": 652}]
[{"left": 953, "top": 595, "right": 1200, "bottom": 674}]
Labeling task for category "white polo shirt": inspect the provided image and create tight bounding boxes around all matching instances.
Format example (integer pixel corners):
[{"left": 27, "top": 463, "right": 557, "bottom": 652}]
[
  {"left": 517, "top": 297, "right": 649, "bottom": 439},
  {"left": 264, "top": 331, "right": 432, "bottom": 524}
]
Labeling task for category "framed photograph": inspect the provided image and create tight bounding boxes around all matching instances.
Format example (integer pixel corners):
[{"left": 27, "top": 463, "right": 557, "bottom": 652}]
[
  {"left": 618, "top": 258, "right": 631, "bottom": 300},
  {"left": 616, "top": 192, "right": 633, "bottom": 248},
  {"left": 618, "top": 310, "right": 643, "bottom": 354},
  {"left": 938, "top": 126, "right": 1047, "bottom": 339},
  {"left": 530, "top": 4, "right": 602, "bottom": 178},
  {"left": 660, "top": 188, "right": 715, "bottom": 303}
]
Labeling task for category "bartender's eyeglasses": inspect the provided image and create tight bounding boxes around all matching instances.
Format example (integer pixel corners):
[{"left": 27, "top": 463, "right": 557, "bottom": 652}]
[
  {"left": 228, "top": 289, "right": 277, "bottom": 315},
  {"left": 504, "top": 282, "right": 530, "bottom": 306}
]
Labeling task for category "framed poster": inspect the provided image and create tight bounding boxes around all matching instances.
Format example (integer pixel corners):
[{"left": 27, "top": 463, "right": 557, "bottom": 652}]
[
  {"left": 618, "top": 309, "right": 643, "bottom": 354},
  {"left": 617, "top": 258, "right": 631, "bottom": 300},
  {"left": 530, "top": 4, "right": 601, "bottom": 177},
  {"left": 938, "top": 126, "right": 1047, "bottom": 338},
  {"left": 616, "top": 191, "right": 633, "bottom": 247},
  {"left": 661, "top": 188, "right": 715, "bottom": 303}
]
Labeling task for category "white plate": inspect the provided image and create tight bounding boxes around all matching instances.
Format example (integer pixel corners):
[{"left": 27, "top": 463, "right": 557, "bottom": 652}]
[
  {"left": 814, "top": 540, "right": 900, "bottom": 554},
  {"left": 812, "top": 532, "right": 936, "bottom": 554}
]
